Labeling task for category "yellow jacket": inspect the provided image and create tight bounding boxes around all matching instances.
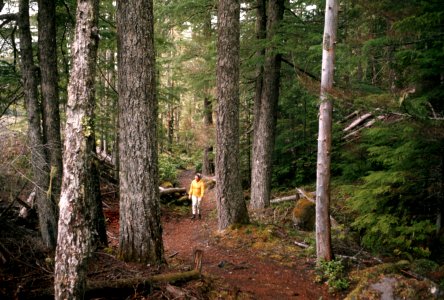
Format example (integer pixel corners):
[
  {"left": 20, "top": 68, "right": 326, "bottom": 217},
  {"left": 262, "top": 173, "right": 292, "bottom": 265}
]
[{"left": 189, "top": 179, "right": 205, "bottom": 198}]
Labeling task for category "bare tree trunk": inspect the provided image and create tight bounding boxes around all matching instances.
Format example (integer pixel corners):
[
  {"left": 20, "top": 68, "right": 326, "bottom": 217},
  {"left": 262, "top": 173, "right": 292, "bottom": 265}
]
[
  {"left": 37, "top": 0, "right": 63, "bottom": 210},
  {"left": 88, "top": 131, "right": 108, "bottom": 248},
  {"left": 54, "top": 0, "right": 100, "bottom": 298},
  {"left": 216, "top": 0, "right": 249, "bottom": 230},
  {"left": 167, "top": 104, "right": 174, "bottom": 152},
  {"left": 202, "top": 12, "right": 214, "bottom": 176},
  {"left": 315, "top": 0, "right": 338, "bottom": 262},
  {"left": 117, "top": 0, "right": 165, "bottom": 264},
  {"left": 250, "top": 0, "right": 284, "bottom": 209},
  {"left": 202, "top": 95, "right": 214, "bottom": 175},
  {"left": 250, "top": 0, "right": 267, "bottom": 187},
  {"left": 18, "top": 0, "right": 57, "bottom": 249}
]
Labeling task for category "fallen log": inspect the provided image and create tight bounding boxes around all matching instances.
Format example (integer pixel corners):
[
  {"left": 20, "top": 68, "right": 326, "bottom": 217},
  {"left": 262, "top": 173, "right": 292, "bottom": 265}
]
[
  {"left": 159, "top": 187, "right": 187, "bottom": 195},
  {"left": 25, "top": 269, "right": 201, "bottom": 300},
  {"left": 294, "top": 241, "right": 309, "bottom": 248},
  {"left": 26, "top": 249, "right": 204, "bottom": 299},
  {"left": 270, "top": 194, "right": 299, "bottom": 204}
]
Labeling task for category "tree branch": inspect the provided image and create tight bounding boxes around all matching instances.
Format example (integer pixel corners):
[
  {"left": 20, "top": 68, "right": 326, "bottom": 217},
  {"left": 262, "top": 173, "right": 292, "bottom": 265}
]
[
  {"left": 0, "top": 13, "right": 17, "bottom": 28},
  {"left": 281, "top": 56, "right": 319, "bottom": 81}
]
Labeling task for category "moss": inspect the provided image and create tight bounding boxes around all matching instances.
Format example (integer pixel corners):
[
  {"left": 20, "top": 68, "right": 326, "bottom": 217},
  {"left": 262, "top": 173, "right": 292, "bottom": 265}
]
[
  {"left": 81, "top": 116, "right": 93, "bottom": 137},
  {"left": 160, "top": 181, "right": 173, "bottom": 188},
  {"left": 344, "top": 260, "right": 440, "bottom": 300},
  {"left": 292, "top": 198, "right": 315, "bottom": 231},
  {"left": 346, "top": 262, "right": 403, "bottom": 299}
]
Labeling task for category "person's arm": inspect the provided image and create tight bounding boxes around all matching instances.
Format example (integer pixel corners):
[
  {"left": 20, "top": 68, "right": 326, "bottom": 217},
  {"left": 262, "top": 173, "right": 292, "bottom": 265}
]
[
  {"left": 200, "top": 181, "right": 205, "bottom": 198},
  {"left": 189, "top": 181, "right": 193, "bottom": 199}
]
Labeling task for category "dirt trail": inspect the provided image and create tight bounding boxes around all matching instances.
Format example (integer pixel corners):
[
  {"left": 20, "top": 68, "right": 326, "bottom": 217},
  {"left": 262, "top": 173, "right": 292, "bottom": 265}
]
[{"left": 162, "top": 170, "right": 338, "bottom": 299}]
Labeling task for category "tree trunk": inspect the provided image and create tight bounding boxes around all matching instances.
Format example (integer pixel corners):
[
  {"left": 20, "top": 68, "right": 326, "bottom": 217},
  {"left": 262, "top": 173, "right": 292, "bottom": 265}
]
[
  {"left": 202, "top": 12, "right": 214, "bottom": 176},
  {"left": 315, "top": 0, "right": 338, "bottom": 262},
  {"left": 18, "top": 0, "right": 57, "bottom": 249},
  {"left": 88, "top": 131, "right": 108, "bottom": 248},
  {"left": 54, "top": 0, "right": 100, "bottom": 298},
  {"left": 249, "top": 0, "right": 267, "bottom": 186},
  {"left": 250, "top": 0, "right": 284, "bottom": 209},
  {"left": 167, "top": 104, "right": 174, "bottom": 152},
  {"left": 202, "top": 96, "right": 214, "bottom": 175},
  {"left": 216, "top": 0, "right": 249, "bottom": 230},
  {"left": 37, "top": 0, "right": 63, "bottom": 209},
  {"left": 117, "top": 0, "right": 165, "bottom": 264}
]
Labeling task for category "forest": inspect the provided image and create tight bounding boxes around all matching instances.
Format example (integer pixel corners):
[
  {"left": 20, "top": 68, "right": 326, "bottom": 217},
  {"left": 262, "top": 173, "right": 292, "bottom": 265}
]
[{"left": 0, "top": 0, "right": 443, "bottom": 299}]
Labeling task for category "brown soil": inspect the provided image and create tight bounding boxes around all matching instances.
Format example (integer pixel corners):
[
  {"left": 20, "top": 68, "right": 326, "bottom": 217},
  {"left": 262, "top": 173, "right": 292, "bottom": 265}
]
[
  {"left": 0, "top": 169, "right": 341, "bottom": 299},
  {"left": 159, "top": 170, "right": 339, "bottom": 299}
]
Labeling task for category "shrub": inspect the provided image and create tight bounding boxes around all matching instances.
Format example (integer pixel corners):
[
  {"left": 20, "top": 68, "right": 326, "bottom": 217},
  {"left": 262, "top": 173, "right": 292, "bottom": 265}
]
[
  {"left": 341, "top": 122, "right": 443, "bottom": 258},
  {"left": 316, "top": 259, "right": 350, "bottom": 292}
]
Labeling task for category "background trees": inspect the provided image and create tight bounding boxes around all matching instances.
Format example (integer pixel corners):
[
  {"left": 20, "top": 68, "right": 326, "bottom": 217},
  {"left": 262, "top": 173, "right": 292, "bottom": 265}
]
[
  {"left": 17, "top": 0, "right": 57, "bottom": 249},
  {"left": 0, "top": 0, "right": 443, "bottom": 286}
]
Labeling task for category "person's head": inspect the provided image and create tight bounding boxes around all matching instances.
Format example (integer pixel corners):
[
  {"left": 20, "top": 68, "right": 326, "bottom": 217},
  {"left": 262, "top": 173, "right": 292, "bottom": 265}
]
[{"left": 195, "top": 173, "right": 202, "bottom": 181}]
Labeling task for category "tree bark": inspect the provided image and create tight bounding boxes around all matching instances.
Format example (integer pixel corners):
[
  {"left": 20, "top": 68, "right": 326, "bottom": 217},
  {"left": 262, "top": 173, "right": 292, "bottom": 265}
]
[
  {"left": 18, "top": 0, "right": 57, "bottom": 249},
  {"left": 202, "top": 96, "right": 214, "bottom": 175},
  {"left": 216, "top": 0, "right": 249, "bottom": 230},
  {"left": 54, "top": 0, "right": 100, "bottom": 298},
  {"left": 315, "top": 0, "right": 338, "bottom": 262},
  {"left": 117, "top": 0, "right": 165, "bottom": 264},
  {"left": 38, "top": 0, "right": 63, "bottom": 209},
  {"left": 202, "top": 12, "right": 214, "bottom": 176},
  {"left": 250, "top": 0, "right": 284, "bottom": 209}
]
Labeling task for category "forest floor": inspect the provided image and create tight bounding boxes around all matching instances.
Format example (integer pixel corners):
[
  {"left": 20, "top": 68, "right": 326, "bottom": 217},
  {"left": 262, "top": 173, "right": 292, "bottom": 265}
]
[
  {"left": 1, "top": 120, "right": 443, "bottom": 299},
  {"left": 164, "top": 170, "right": 339, "bottom": 299},
  {"left": 0, "top": 168, "right": 342, "bottom": 300},
  {"left": 1, "top": 167, "right": 442, "bottom": 299},
  {"left": 102, "top": 169, "right": 342, "bottom": 299}
]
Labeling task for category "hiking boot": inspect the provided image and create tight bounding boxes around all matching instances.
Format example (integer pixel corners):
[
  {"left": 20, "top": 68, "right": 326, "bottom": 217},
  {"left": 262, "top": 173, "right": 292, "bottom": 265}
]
[
  {"left": 191, "top": 214, "right": 195, "bottom": 220},
  {"left": 198, "top": 214, "right": 201, "bottom": 220}
]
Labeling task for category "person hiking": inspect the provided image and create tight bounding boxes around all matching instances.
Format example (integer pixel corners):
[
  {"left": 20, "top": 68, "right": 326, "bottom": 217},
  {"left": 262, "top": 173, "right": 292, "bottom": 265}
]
[{"left": 188, "top": 173, "right": 205, "bottom": 219}]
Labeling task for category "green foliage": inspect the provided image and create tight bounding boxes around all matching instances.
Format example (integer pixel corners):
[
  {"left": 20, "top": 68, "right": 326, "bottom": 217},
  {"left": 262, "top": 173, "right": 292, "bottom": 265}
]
[
  {"left": 315, "top": 259, "right": 350, "bottom": 292},
  {"left": 159, "top": 153, "right": 179, "bottom": 184},
  {"left": 409, "top": 259, "right": 439, "bottom": 277},
  {"left": 341, "top": 121, "right": 443, "bottom": 258},
  {"left": 272, "top": 81, "right": 319, "bottom": 187}
]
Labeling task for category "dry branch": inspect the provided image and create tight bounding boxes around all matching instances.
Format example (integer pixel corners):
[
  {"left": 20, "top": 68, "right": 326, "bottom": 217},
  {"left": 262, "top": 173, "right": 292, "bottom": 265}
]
[
  {"left": 343, "top": 115, "right": 385, "bottom": 139},
  {"left": 343, "top": 113, "right": 372, "bottom": 132}
]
